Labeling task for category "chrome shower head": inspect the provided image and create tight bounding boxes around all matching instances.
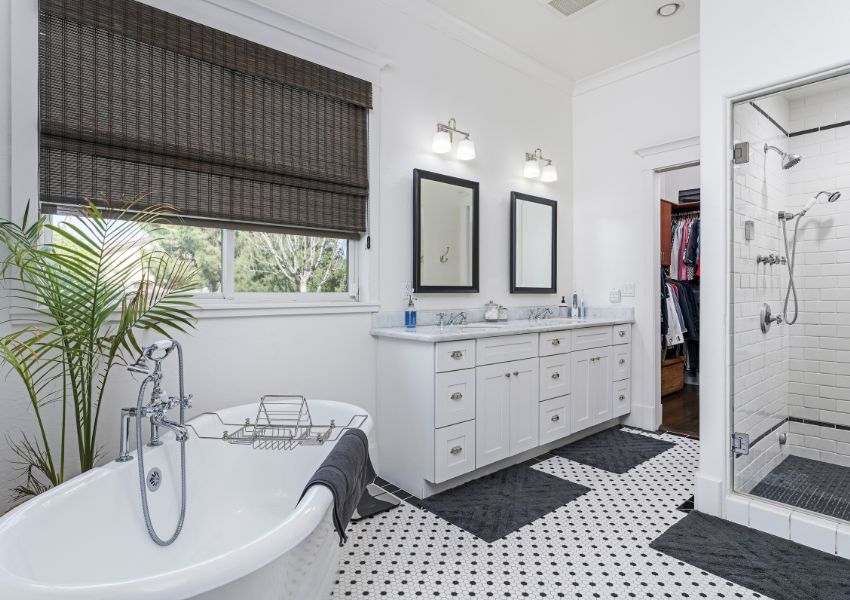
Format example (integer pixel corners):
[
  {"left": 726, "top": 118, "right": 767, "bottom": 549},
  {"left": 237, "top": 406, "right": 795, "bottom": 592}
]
[
  {"left": 764, "top": 143, "right": 802, "bottom": 169},
  {"left": 821, "top": 190, "right": 842, "bottom": 203}
]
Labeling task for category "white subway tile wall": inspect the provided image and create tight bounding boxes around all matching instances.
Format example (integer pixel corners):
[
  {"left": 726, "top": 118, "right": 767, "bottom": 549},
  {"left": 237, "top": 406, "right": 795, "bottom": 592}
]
[
  {"left": 732, "top": 99, "right": 793, "bottom": 493},
  {"left": 786, "top": 84, "right": 850, "bottom": 467}
]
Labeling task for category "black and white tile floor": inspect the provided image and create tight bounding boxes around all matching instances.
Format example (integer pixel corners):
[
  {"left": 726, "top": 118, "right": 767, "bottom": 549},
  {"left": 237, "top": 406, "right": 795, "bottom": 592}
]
[{"left": 333, "top": 428, "right": 766, "bottom": 599}]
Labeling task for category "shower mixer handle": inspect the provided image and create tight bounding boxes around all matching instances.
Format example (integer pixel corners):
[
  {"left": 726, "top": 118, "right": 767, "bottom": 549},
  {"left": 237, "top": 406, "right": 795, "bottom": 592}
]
[{"left": 760, "top": 302, "right": 783, "bottom": 334}]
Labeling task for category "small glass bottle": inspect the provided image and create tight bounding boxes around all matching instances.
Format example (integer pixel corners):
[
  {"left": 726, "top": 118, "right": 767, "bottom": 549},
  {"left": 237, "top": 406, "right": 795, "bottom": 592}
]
[{"left": 404, "top": 295, "right": 417, "bottom": 329}]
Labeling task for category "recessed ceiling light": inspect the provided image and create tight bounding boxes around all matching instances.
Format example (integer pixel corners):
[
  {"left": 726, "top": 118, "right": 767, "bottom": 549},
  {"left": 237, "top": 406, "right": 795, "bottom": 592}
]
[{"left": 656, "top": 2, "right": 681, "bottom": 17}]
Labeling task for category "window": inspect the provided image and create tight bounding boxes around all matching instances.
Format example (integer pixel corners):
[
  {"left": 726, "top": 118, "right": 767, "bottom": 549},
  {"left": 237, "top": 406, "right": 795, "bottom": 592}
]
[
  {"left": 234, "top": 231, "right": 349, "bottom": 294},
  {"left": 49, "top": 217, "right": 354, "bottom": 299},
  {"left": 37, "top": 0, "right": 370, "bottom": 303}
]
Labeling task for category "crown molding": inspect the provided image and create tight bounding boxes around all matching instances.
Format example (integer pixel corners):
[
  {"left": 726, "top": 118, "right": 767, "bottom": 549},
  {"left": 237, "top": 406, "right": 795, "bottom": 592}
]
[
  {"left": 574, "top": 34, "right": 699, "bottom": 97},
  {"left": 384, "top": 0, "right": 574, "bottom": 93},
  {"left": 141, "top": 0, "right": 390, "bottom": 72}
]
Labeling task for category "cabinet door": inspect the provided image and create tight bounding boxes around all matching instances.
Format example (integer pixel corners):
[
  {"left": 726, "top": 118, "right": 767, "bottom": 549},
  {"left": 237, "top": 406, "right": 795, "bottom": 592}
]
[
  {"left": 475, "top": 362, "right": 511, "bottom": 468},
  {"left": 509, "top": 357, "right": 539, "bottom": 455},
  {"left": 590, "top": 347, "right": 614, "bottom": 425},
  {"left": 571, "top": 349, "right": 594, "bottom": 432}
]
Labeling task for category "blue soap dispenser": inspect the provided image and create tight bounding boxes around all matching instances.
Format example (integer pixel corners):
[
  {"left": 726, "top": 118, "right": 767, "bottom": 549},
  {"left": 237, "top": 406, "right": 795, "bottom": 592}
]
[{"left": 405, "top": 294, "right": 417, "bottom": 329}]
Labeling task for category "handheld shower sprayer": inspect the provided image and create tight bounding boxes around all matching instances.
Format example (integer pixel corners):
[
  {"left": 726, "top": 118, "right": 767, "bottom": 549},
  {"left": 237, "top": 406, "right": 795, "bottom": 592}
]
[{"left": 779, "top": 190, "right": 842, "bottom": 326}]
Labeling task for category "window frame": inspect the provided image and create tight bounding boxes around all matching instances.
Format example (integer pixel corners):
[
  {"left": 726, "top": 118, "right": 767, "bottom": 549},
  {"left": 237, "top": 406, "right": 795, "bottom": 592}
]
[{"left": 13, "top": 0, "right": 379, "bottom": 310}]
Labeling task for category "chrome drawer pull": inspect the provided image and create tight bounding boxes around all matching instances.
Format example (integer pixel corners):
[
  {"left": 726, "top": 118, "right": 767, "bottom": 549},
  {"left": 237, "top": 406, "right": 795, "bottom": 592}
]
[
  {"left": 450, "top": 446, "right": 462, "bottom": 455},
  {"left": 450, "top": 350, "right": 464, "bottom": 360},
  {"left": 551, "top": 372, "right": 560, "bottom": 380},
  {"left": 551, "top": 414, "right": 560, "bottom": 423},
  {"left": 513, "top": 371, "right": 519, "bottom": 377},
  {"left": 450, "top": 392, "right": 463, "bottom": 401},
  {"left": 618, "top": 358, "right": 626, "bottom": 365},
  {"left": 551, "top": 338, "right": 560, "bottom": 346},
  {"left": 618, "top": 394, "right": 626, "bottom": 401},
  {"left": 505, "top": 373, "right": 511, "bottom": 378},
  {"left": 618, "top": 330, "right": 626, "bottom": 337}
]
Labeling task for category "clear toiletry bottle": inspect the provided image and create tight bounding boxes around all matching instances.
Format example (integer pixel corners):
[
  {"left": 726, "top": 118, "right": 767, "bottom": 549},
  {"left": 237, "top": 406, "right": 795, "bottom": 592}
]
[
  {"left": 405, "top": 295, "right": 417, "bottom": 329},
  {"left": 559, "top": 296, "right": 569, "bottom": 318}
]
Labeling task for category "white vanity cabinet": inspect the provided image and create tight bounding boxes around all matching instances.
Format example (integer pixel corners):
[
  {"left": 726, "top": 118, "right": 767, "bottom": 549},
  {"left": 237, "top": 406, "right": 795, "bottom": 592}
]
[{"left": 374, "top": 321, "right": 632, "bottom": 499}]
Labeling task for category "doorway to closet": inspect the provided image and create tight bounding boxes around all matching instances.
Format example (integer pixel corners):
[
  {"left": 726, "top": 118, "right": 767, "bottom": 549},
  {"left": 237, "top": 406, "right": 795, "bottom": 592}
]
[{"left": 659, "top": 164, "right": 700, "bottom": 437}]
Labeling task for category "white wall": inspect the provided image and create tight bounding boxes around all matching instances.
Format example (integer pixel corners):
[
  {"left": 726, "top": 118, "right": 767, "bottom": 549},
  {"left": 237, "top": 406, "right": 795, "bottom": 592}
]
[
  {"left": 0, "top": 0, "right": 572, "bottom": 512},
  {"left": 661, "top": 165, "right": 700, "bottom": 204},
  {"left": 699, "top": 0, "right": 850, "bottom": 517},
  {"left": 572, "top": 39, "right": 700, "bottom": 431}
]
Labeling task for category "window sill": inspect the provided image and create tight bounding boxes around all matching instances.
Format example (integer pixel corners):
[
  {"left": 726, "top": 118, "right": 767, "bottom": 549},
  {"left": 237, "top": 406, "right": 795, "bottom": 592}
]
[{"left": 191, "top": 299, "right": 381, "bottom": 319}]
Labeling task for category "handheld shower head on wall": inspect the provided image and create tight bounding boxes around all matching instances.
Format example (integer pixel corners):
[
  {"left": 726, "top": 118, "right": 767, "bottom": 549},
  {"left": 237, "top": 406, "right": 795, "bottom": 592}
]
[
  {"left": 764, "top": 143, "right": 802, "bottom": 169},
  {"left": 799, "top": 190, "right": 842, "bottom": 216}
]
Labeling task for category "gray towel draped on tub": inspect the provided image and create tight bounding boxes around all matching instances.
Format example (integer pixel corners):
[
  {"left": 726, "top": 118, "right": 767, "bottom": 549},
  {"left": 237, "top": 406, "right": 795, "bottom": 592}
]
[{"left": 300, "top": 428, "right": 375, "bottom": 545}]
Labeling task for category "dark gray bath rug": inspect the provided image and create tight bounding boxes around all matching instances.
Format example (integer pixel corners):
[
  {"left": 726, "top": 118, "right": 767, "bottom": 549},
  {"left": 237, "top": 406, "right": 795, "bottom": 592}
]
[
  {"left": 414, "top": 464, "right": 589, "bottom": 543},
  {"left": 651, "top": 511, "right": 850, "bottom": 600},
  {"left": 751, "top": 455, "right": 850, "bottom": 521},
  {"left": 551, "top": 427, "right": 675, "bottom": 474}
]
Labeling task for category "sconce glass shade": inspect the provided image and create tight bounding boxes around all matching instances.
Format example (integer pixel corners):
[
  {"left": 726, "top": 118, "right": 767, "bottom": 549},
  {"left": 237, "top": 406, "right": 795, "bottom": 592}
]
[
  {"left": 541, "top": 162, "right": 558, "bottom": 182},
  {"left": 457, "top": 137, "right": 476, "bottom": 160},
  {"left": 523, "top": 158, "right": 540, "bottom": 178},
  {"left": 432, "top": 130, "right": 452, "bottom": 154}
]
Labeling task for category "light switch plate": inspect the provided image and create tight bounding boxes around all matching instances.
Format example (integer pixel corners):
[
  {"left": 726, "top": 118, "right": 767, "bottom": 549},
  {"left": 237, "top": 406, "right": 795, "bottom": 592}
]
[
  {"left": 609, "top": 288, "right": 622, "bottom": 303},
  {"left": 621, "top": 283, "right": 635, "bottom": 297}
]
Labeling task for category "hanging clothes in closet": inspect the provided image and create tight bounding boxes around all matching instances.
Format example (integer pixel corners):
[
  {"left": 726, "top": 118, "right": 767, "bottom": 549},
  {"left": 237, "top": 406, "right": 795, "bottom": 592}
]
[
  {"left": 660, "top": 272, "right": 700, "bottom": 375},
  {"left": 669, "top": 214, "right": 700, "bottom": 281}
]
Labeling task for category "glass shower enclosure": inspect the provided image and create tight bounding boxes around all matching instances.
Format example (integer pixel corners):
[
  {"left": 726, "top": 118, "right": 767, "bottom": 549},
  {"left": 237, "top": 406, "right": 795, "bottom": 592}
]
[{"left": 732, "top": 72, "right": 850, "bottom": 524}]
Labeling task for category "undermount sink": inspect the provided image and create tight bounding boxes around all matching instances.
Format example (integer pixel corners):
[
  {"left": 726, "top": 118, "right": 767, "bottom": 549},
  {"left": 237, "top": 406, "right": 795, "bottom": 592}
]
[{"left": 459, "top": 322, "right": 511, "bottom": 329}]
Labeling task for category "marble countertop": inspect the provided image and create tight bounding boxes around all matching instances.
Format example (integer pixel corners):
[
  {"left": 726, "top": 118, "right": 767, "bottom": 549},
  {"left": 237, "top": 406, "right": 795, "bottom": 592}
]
[{"left": 370, "top": 317, "right": 633, "bottom": 342}]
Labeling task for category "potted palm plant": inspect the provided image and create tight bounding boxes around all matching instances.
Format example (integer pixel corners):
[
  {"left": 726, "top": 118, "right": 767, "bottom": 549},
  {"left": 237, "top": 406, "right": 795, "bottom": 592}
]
[{"left": 0, "top": 201, "right": 198, "bottom": 501}]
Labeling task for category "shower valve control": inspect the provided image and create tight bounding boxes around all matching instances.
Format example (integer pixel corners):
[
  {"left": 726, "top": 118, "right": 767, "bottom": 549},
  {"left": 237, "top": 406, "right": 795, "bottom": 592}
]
[{"left": 756, "top": 254, "right": 785, "bottom": 265}]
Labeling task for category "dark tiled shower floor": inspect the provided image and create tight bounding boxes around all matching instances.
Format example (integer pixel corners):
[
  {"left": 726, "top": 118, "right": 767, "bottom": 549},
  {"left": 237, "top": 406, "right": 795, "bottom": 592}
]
[{"left": 751, "top": 455, "right": 850, "bottom": 521}]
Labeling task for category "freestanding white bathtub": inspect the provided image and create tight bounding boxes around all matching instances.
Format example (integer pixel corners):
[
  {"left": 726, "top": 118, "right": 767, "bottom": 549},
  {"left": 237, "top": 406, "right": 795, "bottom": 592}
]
[{"left": 0, "top": 400, "right": 371, "bottom": 600}]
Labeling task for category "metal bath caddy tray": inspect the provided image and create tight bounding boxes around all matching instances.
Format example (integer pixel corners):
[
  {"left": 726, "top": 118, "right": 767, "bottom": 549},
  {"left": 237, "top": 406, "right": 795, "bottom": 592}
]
[{"left": 188, "top": 395, "right": 367, "bottom": 450}]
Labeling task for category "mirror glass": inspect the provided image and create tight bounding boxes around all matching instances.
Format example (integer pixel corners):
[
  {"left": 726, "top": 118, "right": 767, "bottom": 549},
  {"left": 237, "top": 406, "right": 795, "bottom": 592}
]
[
  {"left": 511, "top": 192, "right": 556, "bottom": 293},
  {"left": 413, "top": 169, "right": 479, "bottom": 293}
]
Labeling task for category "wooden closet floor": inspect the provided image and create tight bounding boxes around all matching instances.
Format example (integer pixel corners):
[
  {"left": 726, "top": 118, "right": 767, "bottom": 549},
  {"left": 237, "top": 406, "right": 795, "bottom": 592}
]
[{"left": 660, "top": 384, "right": 699, "bottom": 438}]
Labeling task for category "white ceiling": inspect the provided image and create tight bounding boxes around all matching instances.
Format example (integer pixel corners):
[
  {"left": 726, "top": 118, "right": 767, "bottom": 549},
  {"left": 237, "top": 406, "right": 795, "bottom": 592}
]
[{"left": 425, "top": 0, "right": 700, "bottom": 81}]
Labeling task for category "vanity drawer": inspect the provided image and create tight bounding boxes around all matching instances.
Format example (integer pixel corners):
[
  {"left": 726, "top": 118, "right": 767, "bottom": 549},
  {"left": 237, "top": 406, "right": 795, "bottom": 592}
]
[
  {"left": 433, "top": 420, "right": 476, "bottom": 483},
  {"left": 539, "top": 395, "right": 570, "bottom": 445},
  {"left": 539, "top": 330, "right": 572, "bottom": 356},
  {"left": 539, "top": 354, "right": 571, "bottom": 400},
  {"left": 613, "top": 379, "right": 630, "bottom": 418},
  {"left": 435, "top": 340, "right": 476, "bottom": 372},
  {"left": 435, "top": 369, "right": 476, "bottom": 428},
  {"left": 613, "top": 345, "right": 631, "bottom": 382},
  {"left": 476, "top": 333, "right": 538, "bottom": 366},
  {"left": 572, "top": 326, "right": 613, "bottom": 351},
  {"left": 613, "top": 324, "right": 632, "bottom": 345}
]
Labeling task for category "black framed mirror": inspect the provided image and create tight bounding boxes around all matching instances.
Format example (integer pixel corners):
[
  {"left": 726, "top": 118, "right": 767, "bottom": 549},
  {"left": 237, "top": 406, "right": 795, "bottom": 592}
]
[
  {"left": 413, "top": 169, "right": 479, "bottom": 293},
  {"left": 510, "top": 192, "right": 557, "bottom": 294}
]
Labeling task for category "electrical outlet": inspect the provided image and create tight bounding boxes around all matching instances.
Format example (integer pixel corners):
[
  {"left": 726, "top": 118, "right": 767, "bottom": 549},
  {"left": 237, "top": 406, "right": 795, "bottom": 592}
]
[
  {"left": 621, "top": 282, "right": 635, "bottom": 297},
  {"left": 609, "top": 288, "right": 622, "bottom": 303}
]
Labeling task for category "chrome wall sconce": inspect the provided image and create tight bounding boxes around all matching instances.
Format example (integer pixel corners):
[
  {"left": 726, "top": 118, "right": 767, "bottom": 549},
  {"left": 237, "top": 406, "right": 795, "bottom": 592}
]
[
  {"left": 523, "top": 148, "right": 558, "bottom": 182},
  {"left": 432, "top": 117, "right": 476, "bottom": 161}
]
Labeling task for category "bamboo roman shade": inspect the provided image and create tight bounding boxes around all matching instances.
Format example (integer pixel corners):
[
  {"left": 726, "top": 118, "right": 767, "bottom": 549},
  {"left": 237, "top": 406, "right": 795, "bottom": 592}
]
[{"left": 38, "top": 0, "right": 372, "bottom": 237}]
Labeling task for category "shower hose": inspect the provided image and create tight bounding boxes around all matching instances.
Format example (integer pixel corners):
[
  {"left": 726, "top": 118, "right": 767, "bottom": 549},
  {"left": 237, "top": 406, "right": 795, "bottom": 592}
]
[
  {"left": 781, "top": 214, "right": 802, "bottom": 325},
  {"left": 135, "top": 345, "right": 188, "bottom": 546}
]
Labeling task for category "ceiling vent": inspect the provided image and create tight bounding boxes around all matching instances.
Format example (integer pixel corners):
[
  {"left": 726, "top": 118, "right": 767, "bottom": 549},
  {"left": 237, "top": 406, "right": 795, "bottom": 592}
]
[{"left": 544, "top": 0, "right": 600, "bottom": 19}]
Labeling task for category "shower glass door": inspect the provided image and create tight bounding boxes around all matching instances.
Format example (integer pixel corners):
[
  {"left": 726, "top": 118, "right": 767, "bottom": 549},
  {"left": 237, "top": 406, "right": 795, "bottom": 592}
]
[{"left": 731, "top": 72, "right": 850, "bottom": 524}]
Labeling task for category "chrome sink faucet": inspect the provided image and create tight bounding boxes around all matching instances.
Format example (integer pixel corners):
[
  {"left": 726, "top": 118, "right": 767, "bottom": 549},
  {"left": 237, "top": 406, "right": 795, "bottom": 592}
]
[
  {"left": 446, "top": 311, "right": 469, "bottom": 327},
  {"left": 529, "top": 307, "right": 554, "bottom": 322}
]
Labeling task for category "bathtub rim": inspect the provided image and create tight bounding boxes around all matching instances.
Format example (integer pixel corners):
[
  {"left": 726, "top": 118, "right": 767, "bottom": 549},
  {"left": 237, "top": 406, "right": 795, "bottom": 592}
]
[{"left": 0, "top": 399, "right": 371, "bottom": 600}]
